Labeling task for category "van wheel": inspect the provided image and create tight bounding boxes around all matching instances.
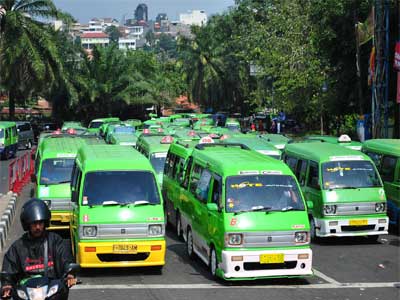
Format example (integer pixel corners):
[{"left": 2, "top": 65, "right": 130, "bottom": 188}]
[
  {"left": 176, "top": 212, "right": 182, "bottom": 239},
  {"left": 310, "top": 217, "right": 317, "bottom": 241},
  {"left": 209, "top": 247, "right": 218, "bottom": 278},
  {"left": 186, "top": 228, "right": 195, "bottom": 260}
]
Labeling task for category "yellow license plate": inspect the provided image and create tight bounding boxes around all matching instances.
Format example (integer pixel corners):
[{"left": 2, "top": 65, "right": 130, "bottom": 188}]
[
  {"left": 113, "top": 244, "right": 138, "bottom": 253},
  {"left": 260, "top": 253, "right": 284, "bottom": 264},
  {"left": 349, "top": 219, "right": 368, "bottom": 226}
]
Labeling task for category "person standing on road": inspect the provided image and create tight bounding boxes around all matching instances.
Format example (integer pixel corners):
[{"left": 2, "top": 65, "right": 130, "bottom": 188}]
[{"left": 1, "top": 198, "right": 77, "bottom": 300}]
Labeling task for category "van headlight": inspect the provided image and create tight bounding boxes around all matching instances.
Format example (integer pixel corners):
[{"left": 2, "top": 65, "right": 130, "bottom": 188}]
[
  {"left": 323, "top": 204, "right": 337, "bottom": 215},
  {"left": 148, "top": 224, "right": 162, "bottom": 236},
  {"left": 83, "top": 226, "right": 97, "bottom": 237},
  {"left": 43, "top": 200, "right": 51, "bottom": 209},
  {"left": 294, "top": 231, "right": 309, "bottom": 244},
  {"left": 226, "top": 233, "right": 243, "bottom": 246},
  {"left": 375, "top": 202, "right": 386, "bottom": 212}
]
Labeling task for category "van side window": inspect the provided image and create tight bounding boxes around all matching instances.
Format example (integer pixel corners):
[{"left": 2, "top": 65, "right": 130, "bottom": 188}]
[
  {"left": 211, "top": 175, "right": 222, "bottom": 207},
  {"left": 285, "top": 156, "right": 297, "bottom": 173},
  {"left": 296, "top": 159, "right": 308, "bottom": 186},
  {"left": 12, "top": 126, "right": 17, "bottom": 136},
  {"left": 365, "top": 151, "right": 382, "bottom": 169},
  {"left": 176, "top": 157, "right": 186, "bottom": 183},
  {"left": 182, "top": 157, "right": 193, "bottom": 188},
  {"left": 307, "top": 161, "right": 320, "bottom": 189},
  {"left": 192, "top": 168, "right": 212, "bottom": 203},
  {"left": 71, "top": 163, "right": 82, "bottom": 203},
  {"left": 5, "top": 129, "right": 9, "bottom": 139},
  {"left": 380, "top": 156, "right": 397, "bottom": 182},
  {"left": 189, "top": 163, "right": 203, "bottom": 194},
  {"left": 164, "top": 152, "right": 175, "bottom": 177}
]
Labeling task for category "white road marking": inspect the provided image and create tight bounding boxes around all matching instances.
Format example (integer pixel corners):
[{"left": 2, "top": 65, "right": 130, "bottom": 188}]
[
  {"left": 73, "top": 282, "right": 399, "bottom": 290},
  {"left": 313, "top": 268, "right": 341, "bottom": 285}
]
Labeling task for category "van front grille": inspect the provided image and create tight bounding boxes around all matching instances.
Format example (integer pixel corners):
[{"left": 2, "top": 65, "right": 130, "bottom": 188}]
[
  {"left": 97, "top": 253, "right": 150, "bottom": 262},
  {"left": 243, "top": 261, "right": 297, "bottom": 271},
  {"left": 341, "top": 225, "right": 375, "bottom": 232}
]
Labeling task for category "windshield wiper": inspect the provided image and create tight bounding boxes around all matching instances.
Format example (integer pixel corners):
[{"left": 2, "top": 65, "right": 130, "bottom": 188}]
[
  {"left": 102, "top": 201, "right": 120, "bottom": 206},
  {"left": 329, "top": 186, "right": 359, "bottom": 190},
  {"left": 234, "top": 206, "right": 272, "bottom": 215},
  {"left": 133, "top": 200, "right": 157, "bottom": 206},
  {"left": 54, "top": 180, "right": 71, "bottom": 184},
  {"left": 281, "top": 206, "right": 303, "bottom": 212}
]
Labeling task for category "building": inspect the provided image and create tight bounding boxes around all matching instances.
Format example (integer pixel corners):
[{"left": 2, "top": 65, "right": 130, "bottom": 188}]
[
  {"left": 81, "top": 32, "right": 109, "bottom": 50},
  {"left": 119, "top": 38, "right": 136, "bottom": 51},
  {"left": 156, "top": 13, "right": 168, "bottom": 24},
  {"left": 135, "top": 3, "right": 148, "bottom": 22},
  {"left": 179, "top": 10, "right": 207, "bottom": 26}
]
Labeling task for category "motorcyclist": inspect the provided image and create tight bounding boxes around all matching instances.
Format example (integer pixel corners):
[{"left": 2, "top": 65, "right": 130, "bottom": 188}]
[{"left": 1, "top": 198, "right": 77, "bottom": 299}]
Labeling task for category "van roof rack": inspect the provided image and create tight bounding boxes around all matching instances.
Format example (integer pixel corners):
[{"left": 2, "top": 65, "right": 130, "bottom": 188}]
[{"left": 195, "top": 143, "right": 250, "bottom": 150}]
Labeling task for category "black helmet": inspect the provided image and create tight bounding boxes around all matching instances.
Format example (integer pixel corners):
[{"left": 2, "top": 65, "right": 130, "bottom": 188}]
[{"left": 20, "top": 198, "right": 51, "bottom": 231}]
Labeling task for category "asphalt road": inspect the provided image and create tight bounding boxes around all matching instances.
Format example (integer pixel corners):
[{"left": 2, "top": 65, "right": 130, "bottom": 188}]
[
  {"left": 1, "top": 184, "right": 399, "bottom": 300},
  {"left": 0, "top": 149, "right": 30, "bottom": 195}
]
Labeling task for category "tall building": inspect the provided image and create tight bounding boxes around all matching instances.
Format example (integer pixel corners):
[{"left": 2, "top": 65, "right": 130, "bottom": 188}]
[
  {"left": 135, "top": 3, "right": 148, "bottom": 22},
  {"left": 179, "top": 10, "right": 207, "bottom": 26}
]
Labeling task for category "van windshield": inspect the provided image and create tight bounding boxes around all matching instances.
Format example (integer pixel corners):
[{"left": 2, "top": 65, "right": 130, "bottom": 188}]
[
  {"left": 0, "top": 129, "right": 3, "bottom": 138},
  {"left": 83, "top": 171, "right": 160, "bottom": 206},
  {"left": 322, "top": 160, "right": 382, "bottom": 189},
  {"left": 40, "top": 159, "right": 75, "bottom": 185},
  {"left": 89, "top": 121, "right": 103, "bottom": 129},
  {"left": 226, "top": 175, "right": 304, "bottom": 213},
  {"left": 150, "top": 152, "right": 167, "bottom": 174},
  {"left": 114, "top": 126, "right": 134, "bottom": 134}
]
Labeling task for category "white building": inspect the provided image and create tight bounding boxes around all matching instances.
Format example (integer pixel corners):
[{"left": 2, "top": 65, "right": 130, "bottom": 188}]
[
  {"left": 119, "top": 38, "right": 136, "bottom": 51},
  {"left": 179, "top": 10, "right": 207, "bottom": 26},
  {"left": 127, "top": 26, "right": 144, "bottom": 39},
  {"left": 81, "top": 32, "right": 109, "bottom": 50}
]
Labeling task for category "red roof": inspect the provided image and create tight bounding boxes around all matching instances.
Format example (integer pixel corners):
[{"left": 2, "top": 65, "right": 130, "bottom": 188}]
[{"left": 81, "top": 32, "right": 109, "bottom": 39}]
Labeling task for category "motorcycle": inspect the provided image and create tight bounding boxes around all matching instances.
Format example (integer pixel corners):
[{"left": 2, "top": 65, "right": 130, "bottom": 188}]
[{"left": 0, "top": 263, "right": 80, "bottom": 300}]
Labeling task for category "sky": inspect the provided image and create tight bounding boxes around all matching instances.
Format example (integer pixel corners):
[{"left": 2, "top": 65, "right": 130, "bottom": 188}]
[{"left": 53, "top": 0, "right": 235, "bottom": 23}]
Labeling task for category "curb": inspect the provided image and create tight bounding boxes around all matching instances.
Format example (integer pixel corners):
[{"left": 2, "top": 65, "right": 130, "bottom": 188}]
[{"left": 0, "top": 191, "right": 18, "bottom": 252}]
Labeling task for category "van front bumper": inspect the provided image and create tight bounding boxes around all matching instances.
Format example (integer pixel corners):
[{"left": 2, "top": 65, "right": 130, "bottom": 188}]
[
  {"left": 48, "top": 212, "right": 71, "bottom": 230},
  {"left": 220, "top": 248, "right": 312, "bottom": 279},
  {"left": 315, "top": 216, "right": 388, "bottom": 237},
  {"left": 77, "top": 240, "right": 166, "bottom": 268}
]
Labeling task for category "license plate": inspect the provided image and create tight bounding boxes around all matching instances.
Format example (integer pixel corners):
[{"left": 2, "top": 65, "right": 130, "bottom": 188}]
[
  {"left": 349, "top": 219, "right": 368, "bottom": 226},
  {"left": 113, "top": 244, "right": 138, "bottom": 253},
  {"left": 260, "top": 253, "right": 284, "bottom": 264}
]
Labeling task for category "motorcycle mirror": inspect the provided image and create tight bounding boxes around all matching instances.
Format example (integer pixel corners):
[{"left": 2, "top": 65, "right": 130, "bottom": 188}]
[{"left": 65, "top": 263, "right": 80, "bottom": 277}]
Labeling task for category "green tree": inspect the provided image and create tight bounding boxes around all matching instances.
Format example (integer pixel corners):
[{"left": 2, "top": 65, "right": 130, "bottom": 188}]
[
  {"left": 105, "top": 25, "right": 120, "bottom": 44},
  {"left": 0, "top": 0, "right": 72, "bottom": 119}
]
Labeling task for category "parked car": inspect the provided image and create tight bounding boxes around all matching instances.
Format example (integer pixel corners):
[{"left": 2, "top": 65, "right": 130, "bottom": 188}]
[{"left": 16, "top": 121, "right": 35, "bottom": 149}]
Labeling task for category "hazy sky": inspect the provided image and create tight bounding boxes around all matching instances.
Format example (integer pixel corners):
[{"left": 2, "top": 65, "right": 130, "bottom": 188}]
[{"left": 53, "top": 0, "right": 235, "bottom": 23}]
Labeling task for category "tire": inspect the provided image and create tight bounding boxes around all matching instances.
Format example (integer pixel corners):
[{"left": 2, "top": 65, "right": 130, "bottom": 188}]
[
  {"left": 310, "top": 217, "right": 317, "bottom": 241},
  {"left": 186, "top": 228, "right": 195, "bottom": 260},
  {"left": 209, "top": 247, "right": 218, "bottom": 278},
  {"left": 176, "top": 212, "right": 182, "bottom": 239}
]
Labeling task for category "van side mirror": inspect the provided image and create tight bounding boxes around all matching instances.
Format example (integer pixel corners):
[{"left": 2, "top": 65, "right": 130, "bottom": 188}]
[
  {"left": 306, "top": 201, "right": 313, "bottom": 209},
  {"left": 31, "top": 174, "right": 37, "bottom": 183},
  {"left": 207, "top": 203, "right": 218, "bottom": 211}
]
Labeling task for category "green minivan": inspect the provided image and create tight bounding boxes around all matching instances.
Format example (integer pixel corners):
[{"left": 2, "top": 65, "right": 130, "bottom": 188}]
[
  {"left": 35, "top": 136, "right": 84, "bottom": 230},
  {"left": 70, "top": 145, "right": 165, "bottom": 268},
  {"left": 362, "top": 139, "right": 400, "bottom": 231},
  {"left": 0, "top": 121, "right": 18, "bottom": 160},
  {"left": 163, "top": 142, "right": 312, "bottom": 280},
  {"left": 284, "top": 142, "right": 388, "bottom": 240}
]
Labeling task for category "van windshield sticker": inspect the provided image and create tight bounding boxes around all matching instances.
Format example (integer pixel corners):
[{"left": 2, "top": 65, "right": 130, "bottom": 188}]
[
  {"left": 57, "top": 153, "right": 76, "bottom": 158},
  {"left": 154, "top": 152, "right": 167, "bottom": 158},
  {"left": 261, "top": 170, "right": 283, "bottom": 175},
  {"left": 329, "top": 155, "right": 364, "bottom": 161},
  {"left": 82, "top": 196, "right": 88, "bottom": 205},
  {"left": 230, "top": 182, "right": 294, "bottom": 189},
  {"left": 238, "top": 170, "right": 259, "bottom": 175}
]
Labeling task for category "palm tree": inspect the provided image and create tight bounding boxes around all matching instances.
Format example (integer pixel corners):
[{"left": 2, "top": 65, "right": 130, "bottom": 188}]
[{"left": 0, "top": 0, "right": 71, "bottom": 119}]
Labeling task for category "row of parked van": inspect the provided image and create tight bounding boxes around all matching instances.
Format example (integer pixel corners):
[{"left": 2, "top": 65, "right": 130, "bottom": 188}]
[
  {"left": 0, "top": 121, "right": 36, "bottom": 160},
  {"left": 31, "top": 116, "right": 399, "bottom": 281}
]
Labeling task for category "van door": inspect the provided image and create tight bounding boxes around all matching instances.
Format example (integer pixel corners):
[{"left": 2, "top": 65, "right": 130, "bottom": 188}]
[
  {"left": 303, "top": 161, "right": 322, "bottom": 215},
  {"left": 70, "top": 163, "right": 82, "bottom": 258},
  {"left": 380, "top": 156, "right": 400, "bottom": 221},
  {"left": 207, "top": 174, "right": 224, "bottom": 253}
]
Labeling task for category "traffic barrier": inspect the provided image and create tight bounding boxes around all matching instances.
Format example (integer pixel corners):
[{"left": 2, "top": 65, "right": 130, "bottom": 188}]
[
  {"left": 8, "top": 147, "right": 36, "bottom": 194},
  {"left": 0, "top": 192, "right": 18, "bottom": 252}
]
